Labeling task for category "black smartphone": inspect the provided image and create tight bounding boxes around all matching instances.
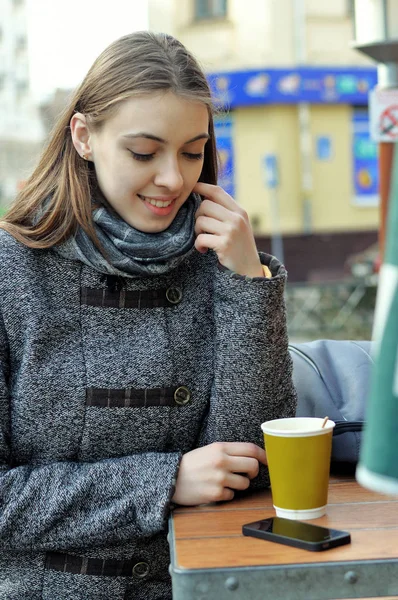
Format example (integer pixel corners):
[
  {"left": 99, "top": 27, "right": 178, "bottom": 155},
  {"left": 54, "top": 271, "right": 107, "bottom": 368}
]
[{"left": 242, "top": 517, "right": 351, "bottom": 552}]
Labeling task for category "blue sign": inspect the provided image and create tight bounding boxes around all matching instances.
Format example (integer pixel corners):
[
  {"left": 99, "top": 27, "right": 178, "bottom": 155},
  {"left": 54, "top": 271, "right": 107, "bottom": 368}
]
[
  {"left": 263, "top": 154, "right": 279, "bottom": 189},
  {"left": 316, "top": 136, "right": 332, "bottom": 160},
  {"left": 207, "top": 67, "right": 377, "bottom": 108},
  {"left": 214, "top": 114, "right": 235, "bottom": 198},
  {"left": 352, "top": 110, "right": 379, "bottom": 206}
]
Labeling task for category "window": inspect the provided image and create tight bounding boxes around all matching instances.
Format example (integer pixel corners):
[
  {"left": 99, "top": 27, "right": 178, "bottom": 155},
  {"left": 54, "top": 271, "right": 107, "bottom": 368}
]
[
  {"left": 195, "top": 0, "right": 227, "bottom": 20},
  {"left": 15, "top": 79, "right": 28, "bottom": 92},
  {"left": 15, "top": 35, "right": 27, "bottom": 52},
  {"left": 306, "top": 0, "right": 349, "bottom": 17},
  {"left": 15, "top": 78, "right": 28, "bottom": 104}
]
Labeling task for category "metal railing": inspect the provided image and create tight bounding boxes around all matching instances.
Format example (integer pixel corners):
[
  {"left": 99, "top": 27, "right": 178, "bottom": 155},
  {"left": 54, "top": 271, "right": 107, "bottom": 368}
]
[{"left": 285, "top": 278, "right": 377, "bottom": 341}]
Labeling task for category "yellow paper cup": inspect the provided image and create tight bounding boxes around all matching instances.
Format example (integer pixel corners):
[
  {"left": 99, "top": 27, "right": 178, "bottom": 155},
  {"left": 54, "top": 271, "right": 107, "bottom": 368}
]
[{"left": 261, "top": 417, "right": 335, "bottom": 520}]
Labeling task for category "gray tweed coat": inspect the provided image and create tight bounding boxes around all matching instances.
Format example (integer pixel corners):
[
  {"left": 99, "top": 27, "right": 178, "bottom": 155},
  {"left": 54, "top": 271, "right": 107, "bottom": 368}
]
[{"left": 0, "top": 229, "right": 296, "bottom": 600}]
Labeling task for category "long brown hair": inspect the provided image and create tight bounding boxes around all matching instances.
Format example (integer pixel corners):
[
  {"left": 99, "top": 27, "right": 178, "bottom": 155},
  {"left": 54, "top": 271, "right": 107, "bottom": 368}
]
[{"left": 0, "top": 31, "right": 218, "bottom": 249}]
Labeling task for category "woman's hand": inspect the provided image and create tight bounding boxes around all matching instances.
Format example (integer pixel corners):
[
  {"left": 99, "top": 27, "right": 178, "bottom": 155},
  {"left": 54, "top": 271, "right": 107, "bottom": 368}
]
[
  {"left": 193, "top": 182, "right": 263, "bottom": 278},
  {"left": 171, "top": 442, "right": 267, "bottom": 506}
]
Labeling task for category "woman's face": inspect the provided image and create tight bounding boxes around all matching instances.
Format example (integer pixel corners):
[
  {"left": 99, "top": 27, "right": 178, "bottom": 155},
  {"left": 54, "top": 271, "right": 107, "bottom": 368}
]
[{"left": 86, "top": 92, "right": 209, "bottom": 232}]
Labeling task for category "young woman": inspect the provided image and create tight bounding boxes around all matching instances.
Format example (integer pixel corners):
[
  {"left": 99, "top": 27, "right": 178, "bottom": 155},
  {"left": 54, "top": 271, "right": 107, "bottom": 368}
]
[{"left": 0, "top": 32, "right": 296, "bottom": 600}]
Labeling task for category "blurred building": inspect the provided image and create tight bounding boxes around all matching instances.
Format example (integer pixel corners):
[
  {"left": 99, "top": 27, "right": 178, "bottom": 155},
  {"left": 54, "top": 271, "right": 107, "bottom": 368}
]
[
  {"left": 148, "top": 0, "right": 380, "bottom": 281},
  {"left": 0, "top": 0, "right": 43, "bottom": 205},
  {"left": 39, "top": 88, "right": 72, "bottom": 137}
]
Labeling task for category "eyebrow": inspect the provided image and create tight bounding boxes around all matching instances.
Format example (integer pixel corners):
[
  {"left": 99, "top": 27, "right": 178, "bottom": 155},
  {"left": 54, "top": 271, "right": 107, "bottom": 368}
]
[{"left": 122, "top": 132, "right": 210, "bottom": 144}]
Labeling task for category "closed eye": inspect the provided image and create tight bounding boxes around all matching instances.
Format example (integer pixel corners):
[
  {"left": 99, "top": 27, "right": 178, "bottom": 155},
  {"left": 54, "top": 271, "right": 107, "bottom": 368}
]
[
  {"left": 129, "top": 151, "right": 204, "bottom": 162},
  {"left": 129, "top": 151, "right": 154, "bottom": 162},
  {"left": 183, "top": 152, "right": 204, "bottom": 160}
]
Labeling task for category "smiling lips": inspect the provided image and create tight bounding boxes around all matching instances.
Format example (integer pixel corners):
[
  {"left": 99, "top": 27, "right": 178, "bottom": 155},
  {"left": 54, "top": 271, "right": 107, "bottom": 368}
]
[{"left": 138, "top": 194, "right": 177, "bottom": 216}]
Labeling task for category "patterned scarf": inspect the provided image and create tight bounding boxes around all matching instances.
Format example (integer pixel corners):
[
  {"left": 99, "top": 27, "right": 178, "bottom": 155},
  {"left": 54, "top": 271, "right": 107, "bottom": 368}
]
[{"left": 55, "top": 193, "right": 201, "bottom": 277}]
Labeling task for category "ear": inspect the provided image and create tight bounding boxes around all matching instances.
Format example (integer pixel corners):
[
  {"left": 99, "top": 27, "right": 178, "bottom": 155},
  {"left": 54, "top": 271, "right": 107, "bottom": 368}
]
[{"left": 70, "top": 112, "right": 93, "bottom": 161}]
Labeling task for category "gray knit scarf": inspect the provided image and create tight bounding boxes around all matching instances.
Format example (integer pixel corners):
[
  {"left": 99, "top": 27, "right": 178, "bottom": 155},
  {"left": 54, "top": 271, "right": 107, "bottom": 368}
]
[{"left": 55, "top": 193, "right": 201, "bottom": 278}]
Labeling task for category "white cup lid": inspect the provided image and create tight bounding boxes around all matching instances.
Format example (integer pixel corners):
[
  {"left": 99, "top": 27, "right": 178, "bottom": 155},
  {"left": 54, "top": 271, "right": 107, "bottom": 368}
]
[{"left": 261, "top": 417, "right": 335, "bottom": 437}]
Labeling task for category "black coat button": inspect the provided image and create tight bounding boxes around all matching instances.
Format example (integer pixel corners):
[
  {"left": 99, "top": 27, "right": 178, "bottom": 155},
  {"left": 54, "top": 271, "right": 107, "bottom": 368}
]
[
  {"left": 166, "top": 287, "right": 182, "bottom": 305},
  {"left": 132, "top": 561, "right": 149, "bottom": 578},
  {"left": 174, "top": 386, "right": 191, "bottom": 406}
]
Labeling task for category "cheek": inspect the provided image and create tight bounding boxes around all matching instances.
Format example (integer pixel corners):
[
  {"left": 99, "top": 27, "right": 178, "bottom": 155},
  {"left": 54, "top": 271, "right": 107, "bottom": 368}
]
[
  {"left": 97, "top": 155, "right": 135, "bottom": 193},
  {"left": 185, "top": 161, "right": 204, "bottom": 186},
  {"left": 194, "top": 163, "right": 205, "bottom": 185}
]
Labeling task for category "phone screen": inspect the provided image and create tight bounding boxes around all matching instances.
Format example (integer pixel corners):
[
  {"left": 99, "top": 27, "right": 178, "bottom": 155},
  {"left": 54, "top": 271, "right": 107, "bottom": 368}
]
[
  {"left": 243, "top": 517, "right": 351, "bottom": 551},
  {"left": 251, "top": 518, "right": 338, "bottom": 543}
]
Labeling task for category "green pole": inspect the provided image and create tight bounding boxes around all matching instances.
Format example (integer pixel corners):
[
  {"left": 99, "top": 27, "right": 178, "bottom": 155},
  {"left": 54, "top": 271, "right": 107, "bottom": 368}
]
[{"left": 356, "top": 142, "right": 398, "bottom": 495}]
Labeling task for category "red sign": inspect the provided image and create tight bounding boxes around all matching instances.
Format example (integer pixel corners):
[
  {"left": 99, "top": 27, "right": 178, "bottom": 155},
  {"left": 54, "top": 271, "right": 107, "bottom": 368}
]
[{"left": 379, "top": 105, "right": 398, "bottom": 138}]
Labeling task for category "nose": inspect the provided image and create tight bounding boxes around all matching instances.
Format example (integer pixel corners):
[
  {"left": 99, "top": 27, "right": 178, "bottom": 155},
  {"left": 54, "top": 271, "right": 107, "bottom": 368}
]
[{"left": 154, "top": 157, "right": 184, "bottom": 193}]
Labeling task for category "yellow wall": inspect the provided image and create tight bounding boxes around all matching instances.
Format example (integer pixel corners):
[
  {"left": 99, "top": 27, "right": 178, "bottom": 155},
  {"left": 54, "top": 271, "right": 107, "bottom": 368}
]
[
  {"left": 148, "top": 0, "right": 373, "bottom": 71},
  {"left": 233, "top": 105, "right": 301, "bottom": 235},
  {"left": 231, "top": 104, "right": 379, "bottom": 236},
  {"left": 310, "top": 105, "right": 379, "bottom": 232}
]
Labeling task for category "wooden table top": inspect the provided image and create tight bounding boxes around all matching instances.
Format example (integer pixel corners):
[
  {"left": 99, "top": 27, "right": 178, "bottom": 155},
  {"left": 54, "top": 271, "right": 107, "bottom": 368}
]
[{"left": 171, "top": 477, "right": 398, "bottom": 571}]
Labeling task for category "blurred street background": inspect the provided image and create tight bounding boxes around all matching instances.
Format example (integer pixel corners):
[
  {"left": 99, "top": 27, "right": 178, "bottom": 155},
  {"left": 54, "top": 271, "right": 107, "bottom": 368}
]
[{"left": 0, "top": 0, "right": 382, "bottom": 341}]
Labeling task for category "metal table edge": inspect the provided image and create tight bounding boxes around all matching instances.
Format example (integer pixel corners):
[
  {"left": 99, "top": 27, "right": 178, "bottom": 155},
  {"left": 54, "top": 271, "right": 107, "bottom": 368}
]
[{"left": 168, "top": 517, "right": 398, "bottom": 599}]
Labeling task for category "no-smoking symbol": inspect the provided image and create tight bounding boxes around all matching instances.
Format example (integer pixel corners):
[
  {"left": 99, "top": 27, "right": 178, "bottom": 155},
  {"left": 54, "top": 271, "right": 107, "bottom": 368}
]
[{"left": 379, "top": 105, "right": 398, "bottom": 137}]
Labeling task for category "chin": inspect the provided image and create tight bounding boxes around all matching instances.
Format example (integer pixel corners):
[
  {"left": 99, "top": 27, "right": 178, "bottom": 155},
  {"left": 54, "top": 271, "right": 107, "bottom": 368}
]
[{"left": 126, "top": 219, "right": 171, "bottom": 234}]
